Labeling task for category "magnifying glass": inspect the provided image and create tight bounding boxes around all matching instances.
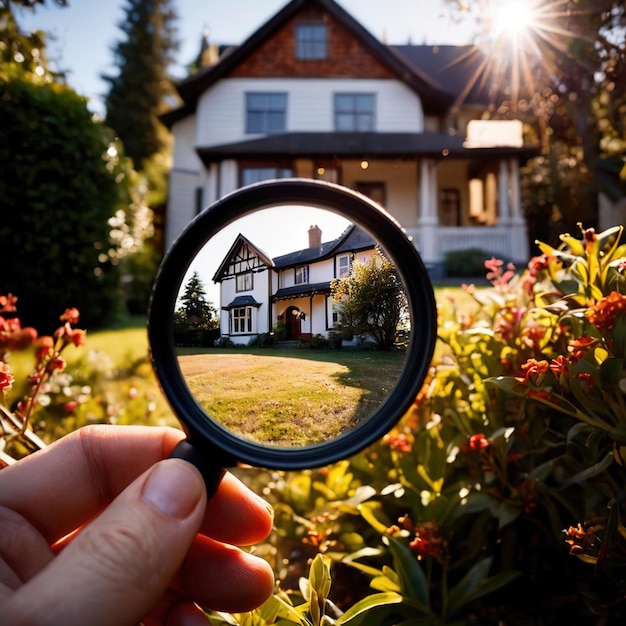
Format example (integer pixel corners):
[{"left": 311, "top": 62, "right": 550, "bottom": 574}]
[{"left": 148, "top": 179, "right": 436, "bottom": 494}]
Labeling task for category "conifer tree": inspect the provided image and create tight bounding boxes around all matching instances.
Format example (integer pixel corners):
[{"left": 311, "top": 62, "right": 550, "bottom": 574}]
[{"left": 103, "top": 0, "right": 178, "bottom": 168}]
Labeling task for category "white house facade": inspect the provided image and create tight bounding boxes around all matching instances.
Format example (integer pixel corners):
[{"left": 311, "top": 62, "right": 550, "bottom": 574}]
[
  {"left": 214, "top": 224, "right": 375, "bottom": 345},
  {"left": 163, "top": 0, "right": 539, "bottom": 272}
]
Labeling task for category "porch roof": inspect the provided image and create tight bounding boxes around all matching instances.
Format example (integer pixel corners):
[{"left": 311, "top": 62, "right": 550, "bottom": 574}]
[
  {"left": 272, "top": 282, "right": 331, "bottom": 301},
  {"left": 196, "top": 132, "right": 539, "bottom": 164}
]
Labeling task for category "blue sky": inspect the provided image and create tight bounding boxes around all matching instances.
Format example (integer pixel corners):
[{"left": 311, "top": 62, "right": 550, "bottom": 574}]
[{"left": 16, "top": 0, "right": 475, "bottom": 116}]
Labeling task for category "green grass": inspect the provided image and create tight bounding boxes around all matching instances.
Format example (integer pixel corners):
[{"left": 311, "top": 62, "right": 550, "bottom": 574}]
[{"left": 177, "top": 348, "right": 406, "bottom": 447}]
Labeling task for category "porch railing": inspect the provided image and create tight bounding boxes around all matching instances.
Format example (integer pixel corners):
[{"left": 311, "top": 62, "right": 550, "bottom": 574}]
[{"left": 407, "top": 225, "right": 528, "bottom": 267}]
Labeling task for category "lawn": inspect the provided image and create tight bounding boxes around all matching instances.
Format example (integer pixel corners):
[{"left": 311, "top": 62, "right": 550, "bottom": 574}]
[{"left": 176, "top": 347, "right": 406, "bottom": 447}]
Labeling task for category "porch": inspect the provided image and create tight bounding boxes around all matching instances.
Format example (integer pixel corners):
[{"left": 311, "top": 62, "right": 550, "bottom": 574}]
[{"left": 408, "top": 223, "right": 529, "bottom": 273}]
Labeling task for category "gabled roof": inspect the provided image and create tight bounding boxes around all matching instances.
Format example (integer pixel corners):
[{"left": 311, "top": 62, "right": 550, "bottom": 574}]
[
  {"left": 212, "top": 233, "right": 274, "bottom": 282},
  {"left": 393, "top": 45, "right": 493, "bottom": 106},
  {"left": 273, "top": 224, "right": 375, "bottom": 269},
  {"left": 162, "top": 0, "right": 454, "bottom": 127}
]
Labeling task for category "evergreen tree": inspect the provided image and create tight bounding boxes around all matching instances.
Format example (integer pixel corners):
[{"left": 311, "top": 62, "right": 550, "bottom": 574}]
[
  {"left": 177, "top": 272, "right": 216, "bottom": 325},
  {"left": 1, "top": 0, "right": 67, "bottom": 77},
  {"left": 103, "top": 0, "right": 178, "bottom": 168}
]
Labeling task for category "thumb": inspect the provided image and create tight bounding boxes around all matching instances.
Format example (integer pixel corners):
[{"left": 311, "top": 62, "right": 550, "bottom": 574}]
[{"left": 6, "top": 458, "right": 207, "bottom": 626}]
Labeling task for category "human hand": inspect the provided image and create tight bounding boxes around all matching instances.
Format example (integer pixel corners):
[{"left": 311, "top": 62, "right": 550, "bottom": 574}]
[{"left": 0, "top": 425, "right": 275, "bottom": 625}]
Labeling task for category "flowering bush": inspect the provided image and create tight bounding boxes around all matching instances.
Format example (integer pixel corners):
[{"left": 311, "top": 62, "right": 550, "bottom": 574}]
[
  {"left": 224, "top": 223, "right": 626, "bottom": 625},
  {"left": 0, "top": 294, "right": 173, "bottom": 464}
]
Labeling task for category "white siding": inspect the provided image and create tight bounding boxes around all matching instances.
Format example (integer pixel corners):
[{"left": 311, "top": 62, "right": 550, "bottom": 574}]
[
  {"left": 196, "top": 78, "right": 425, "bottom": 146},
  {"left": 166, "top": 170, "right": 203, "bottom": 249},
  {"left": 172, "top": 115, "right": 203, "bottom": 172}
]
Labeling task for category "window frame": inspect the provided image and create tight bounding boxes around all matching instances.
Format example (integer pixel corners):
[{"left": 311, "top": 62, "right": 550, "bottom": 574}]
[
  {"left": 232, "top": 307, "right": 252, "bottom": 334},
  {"left": 240, "top": 166, "right": 294, "bottom": 187},
  {"left": 295, "top": 23, "right": 327, "bottom": 60},
  {"left": 295, "top": 265, "right": 309, "bottom": 285},
  {"left": 337, "top": 254, "right": 352, "bottom": 279},
  {"left": 245, "top": 92, "right": 287, "bottom": 134},
  {"left": 334, "top": 93, "right": 376, "bottom": 132},
  {"left": 236, "top": 272, "right": 253, "bottom": 292}
]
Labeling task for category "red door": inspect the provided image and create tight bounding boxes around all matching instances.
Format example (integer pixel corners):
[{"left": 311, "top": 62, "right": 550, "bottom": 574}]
[{"left": 286, "top": 306, "right": 301, "bottom": 340}]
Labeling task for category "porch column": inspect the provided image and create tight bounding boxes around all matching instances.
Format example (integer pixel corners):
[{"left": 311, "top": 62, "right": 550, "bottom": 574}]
[
  {"left": 219, "top": 159, "right": 238, "bottom": 197},
  {"left": 498, "top": 160, "right": 511, "bottom": 225},
  {"left": 206, "top": 163, "right": 219, "bottom": 205},
  {"left": 508, "top": 158, "right": 529, "bottom": 262},
  {"left": 508, "top": 159, "right": 523, "bottom": 224},
  {"left": 418, "top": 159, "right": 439, "bottom": 266}
]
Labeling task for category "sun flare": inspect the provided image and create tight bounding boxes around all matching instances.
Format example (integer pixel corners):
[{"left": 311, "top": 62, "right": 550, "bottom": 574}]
[{"left": 492, "top": 0, "right": 535, "bottom": 36}]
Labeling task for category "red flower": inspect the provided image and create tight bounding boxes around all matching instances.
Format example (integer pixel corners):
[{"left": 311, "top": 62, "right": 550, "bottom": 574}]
[
  {"left": 586, "top": 292, "right": 626, "bottom": 330},
  {"left": 60, "top": 308, "right": 80, "bottom": 324},
  {"left": 468, "top": 433, "right": 490, "bottom": 451},
  {"left": 519, "top": 358, "right": 550, "bottom": 385},
  {"left": 384, "top": 431, "right": 412, "bottom": 453},
  {"left": 0, "top": 364, "right": 14, "bottom": 392},
  {"left": 549, "top": 355, "right": 569, "bottom": 378},
  {"left": 0, "top": 293, "right": 18, "bottom": 313}
]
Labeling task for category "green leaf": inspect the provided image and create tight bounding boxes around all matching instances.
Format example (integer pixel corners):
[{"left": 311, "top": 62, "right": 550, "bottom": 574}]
[
  {"left": 358, "top": 501, "right": 393, "bottom": 534},
  {"left": 445, "top": 557, "right": 493, "bottom": 616},
  {"left": 336, "top": 592, "right": 403, "bottom": 624},
  {"left": 383, "top": 535, "right": 430, "bottom": 610}
]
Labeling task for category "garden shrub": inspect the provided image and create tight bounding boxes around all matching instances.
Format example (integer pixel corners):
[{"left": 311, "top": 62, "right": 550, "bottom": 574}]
[
  {"left": 444, "top": 248, "right": 490, "bottom": 277},
  {"left": 0, "top": 73, "right": 124, "bottom": 331},
  {"left": 227, "top": 224, "right": 626, "bottom": 625},
  {"left": 3, "top": 224, "right": 626, "bottom": 624}
]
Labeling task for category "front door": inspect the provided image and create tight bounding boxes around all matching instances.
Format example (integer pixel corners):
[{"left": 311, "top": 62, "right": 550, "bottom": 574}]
[{"left": 286, "top": 306, "right": 301, "bottom": 340}]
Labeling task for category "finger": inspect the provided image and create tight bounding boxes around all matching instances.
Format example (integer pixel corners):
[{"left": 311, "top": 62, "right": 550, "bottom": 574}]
[
  {"left": 2, "top": 458, "right": 207, "bottom": 626},
  {"left": 177, "top": 534, "right": 275, "bottom": 614},
  {"left": 0, "top": 506, "right": 53, "bottom": 592},
  {"left": 0, "top": 425, "right": 273, "bottom": 546}
]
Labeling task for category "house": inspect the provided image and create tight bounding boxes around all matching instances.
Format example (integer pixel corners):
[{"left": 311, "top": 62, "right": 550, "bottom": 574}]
[
  {"left": 213, "top": 222, "right": 376, "bottom": 344},
  {"left": 162, "top": 0, "right": 539, "bottom": 272}
]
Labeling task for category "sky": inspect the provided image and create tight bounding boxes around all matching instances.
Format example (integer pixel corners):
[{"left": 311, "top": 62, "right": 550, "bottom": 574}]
[{"left": 16, "top": 0, "right": 475, "bottom": 116}]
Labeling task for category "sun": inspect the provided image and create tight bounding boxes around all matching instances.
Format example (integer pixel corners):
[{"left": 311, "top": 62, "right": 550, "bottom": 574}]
[{"left": 492, "top": 0, "right": 536, "bottom": 36}]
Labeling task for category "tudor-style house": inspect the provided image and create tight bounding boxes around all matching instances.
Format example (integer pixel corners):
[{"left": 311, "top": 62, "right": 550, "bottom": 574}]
[
  {"left": 214, "top": 223, "right": 376, "bottom": 344},
  {"left": 162, "top": 0, "right": 539, "bottom": 273}
]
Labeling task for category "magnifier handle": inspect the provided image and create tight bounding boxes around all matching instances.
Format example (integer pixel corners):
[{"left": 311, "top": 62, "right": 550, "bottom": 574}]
[{"left": 170, "top": 439, "right": 226, "bottom": 498}]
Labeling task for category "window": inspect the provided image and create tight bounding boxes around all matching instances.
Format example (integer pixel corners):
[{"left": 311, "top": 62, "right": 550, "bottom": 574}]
[
  {"left": 241, "top": 167, "right": 293, "bottom": 186},
  {"left": 236, "top": 272, "right": 253, "bottom": 292},
  {"left": 295, "top": 265, "right": 309, "bottom": 284},
  {"left": 439, "top": 188, "right": 461, "bottom": 226},
  {"left": 194, "top": 187, "right": 204, "bottom": 216},
  {"left": 232, "top": 307, "right": 252, "bottom": 334},
  {"left": 337, "top": 254, "right": 351, "bottom": 278},
  {"left": 296, "top": 24, "right": 327, "bottom": 60},
  {"left": 334, "top": 94, "right": 376, "bottom": 131},
  {"left": 246, "top": 93, "right": 287, "bottom": 134}
]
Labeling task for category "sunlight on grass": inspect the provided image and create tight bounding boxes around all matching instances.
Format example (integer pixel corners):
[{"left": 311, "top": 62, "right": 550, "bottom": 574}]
[{"left": 178, "top": 350, "right": 405, "bottom": 447}]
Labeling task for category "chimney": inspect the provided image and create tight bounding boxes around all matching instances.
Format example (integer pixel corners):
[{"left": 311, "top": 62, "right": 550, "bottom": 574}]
[{"left": 308, "top": 224, "right": 322, "bottom": 248}]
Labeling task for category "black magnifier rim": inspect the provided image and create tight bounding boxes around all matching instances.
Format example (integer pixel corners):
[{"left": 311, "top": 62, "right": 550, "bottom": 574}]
[{"left": 148, "top": 178, "right": 436, "bottom": 470}]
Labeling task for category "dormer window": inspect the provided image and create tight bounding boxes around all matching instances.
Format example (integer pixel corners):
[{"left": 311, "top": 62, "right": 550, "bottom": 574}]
[{"left": 296, "top": 23, "right": 327, "bottom": 60}]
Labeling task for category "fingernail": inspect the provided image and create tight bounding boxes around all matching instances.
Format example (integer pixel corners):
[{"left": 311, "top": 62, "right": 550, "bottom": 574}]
[{"left": 142, "top": 459, "right": 204, "bottom": 519}]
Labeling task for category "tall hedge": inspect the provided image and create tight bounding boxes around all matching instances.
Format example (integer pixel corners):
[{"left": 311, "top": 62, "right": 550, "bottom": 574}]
[{"left": 0, "top": 76, "right": 122, "bottom": 331}]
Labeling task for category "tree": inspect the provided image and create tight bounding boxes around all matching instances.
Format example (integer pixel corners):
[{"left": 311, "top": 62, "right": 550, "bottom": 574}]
[
  {"left": 0, "top": 0, "right": 67, "bottom": 77},
  {"left": 0, "top": 73, "right": 128, "bottom": 331},
  {"left": 174, "top": 272, "right": 218, "bottom": 346},
  {"left": 331, "top": 251, "right": 408, "bottom": 351},
  {"left": 103, "top": 0, "right": 179, "bottom": 169},
  {"left": 443, "top": 0, "right": 626, "bottom": 246}
]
